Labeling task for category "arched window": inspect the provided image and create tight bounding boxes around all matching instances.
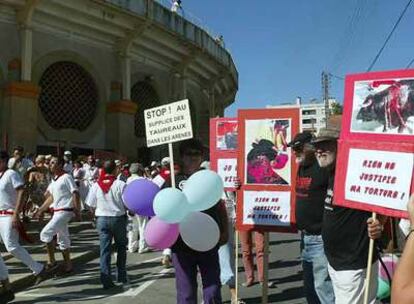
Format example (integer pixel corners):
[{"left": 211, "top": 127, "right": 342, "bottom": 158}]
[
  {"left": 38, "top": 61, "right": 98, "bottom": 131},
  {"left": 131, "top": 81, "right": 160, "bottom": 137}
]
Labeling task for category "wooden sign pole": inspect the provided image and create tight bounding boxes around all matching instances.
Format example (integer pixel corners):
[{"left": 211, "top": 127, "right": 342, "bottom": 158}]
[
  {"left": 235, "top": 229, "right": 239, "bottom": 301},
  {"left": 168, "top": 143, "right": 176, "bottom": 188}
]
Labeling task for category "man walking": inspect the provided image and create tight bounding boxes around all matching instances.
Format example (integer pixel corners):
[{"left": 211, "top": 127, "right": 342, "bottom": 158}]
[
  {"left": 0, "top": 151, "right": 47, "bottom": 302},
  {"left": 36, "top": 157, "right": 80, "bottom": 274},
  {"left": 63, "top": 151, "right": 73, "bottom": 174},
  {"left": 314, "top": 128, "right": 384, "bottom": 304},
  {"left": 288, "top": 132, "right": 334, "bottom": 303},
  {"left": 86, "top": 160, "right": 128, "bottom": 289},
  {"left": 126, "top": 163, "right": 149, "bottom": 254}
]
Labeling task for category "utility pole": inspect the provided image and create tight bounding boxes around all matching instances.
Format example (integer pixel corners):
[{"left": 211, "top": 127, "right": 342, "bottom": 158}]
[{"left": 321, "top": 71, "right": 330, "bottom": 127}]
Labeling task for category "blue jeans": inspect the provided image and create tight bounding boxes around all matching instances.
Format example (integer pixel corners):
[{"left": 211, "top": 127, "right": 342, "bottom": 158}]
[
  {"left": 96, "top": 216, "right": 128, "bottom": 287},
  {"left": 301, "top": 233, "right": 335, "bottom": 304},
  {"left": 218, "top": 220, "right": 235, "bottom": 288}
]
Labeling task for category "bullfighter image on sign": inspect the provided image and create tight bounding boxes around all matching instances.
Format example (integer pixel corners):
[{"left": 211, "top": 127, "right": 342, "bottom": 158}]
[
  {"left": 244, "top": 119, "right": 291, "bottom": 185},
  {"left": 351, "top": 78, "right": 414, "bottom": 135}
]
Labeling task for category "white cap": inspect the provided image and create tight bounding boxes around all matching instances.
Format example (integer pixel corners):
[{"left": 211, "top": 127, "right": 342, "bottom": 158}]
[
  {"left": 115, "top": 160, "right": 121, "bottom": 166},
  {"left": 64, "top": 150, "right": 72, "bottom": 155},
  {"left": 150, "top": 161, "right": 158, "bottom": 167},
  {"left": 161, "top": 157, "right": 170, "bottom": 166},
  {"left": 200, "top": 161, "right": 210, "bottom": 170}
]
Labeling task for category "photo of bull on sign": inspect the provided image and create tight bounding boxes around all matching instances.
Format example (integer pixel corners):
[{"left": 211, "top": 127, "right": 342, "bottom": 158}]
[{"left": 352, "top": 78, "right": 414, "bottom": 134}]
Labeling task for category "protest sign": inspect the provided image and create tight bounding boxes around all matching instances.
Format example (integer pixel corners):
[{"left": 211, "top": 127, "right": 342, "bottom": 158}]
[
  {"left": 210, "top": 118, "right": 238, "bottom": 191},
  {"left": 335, "top": 69, "right": 414, "bottom": 218},
  {"left": 236, "top": 108, "right": 300, "bottom": 232},
  {"left": 242, "top": 191, "right": 291, "bottom": 227},
  {"left": 145, "top": 99, "right": 193, "bottom": 189},
  {"left": 145, "top": 99, "right": 193, "bottom": 147},
  {"left": 335, "top": 139, "right": 414, "bottom": 218}
]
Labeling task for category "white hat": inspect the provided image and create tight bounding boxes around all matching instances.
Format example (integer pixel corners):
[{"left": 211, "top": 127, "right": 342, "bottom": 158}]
[
  {"left": 64, "top": 150, "right": 72, "bottom": 155},
  {"left": 161, "top": 157, "right": 170, "bottom": 166},
  {"left": 200, "top": 161, "right": 210, "bottom": 170},
  {"left": 115, "top": 160, "right": 122, "bottom": 166},
  {"left": 150, "top": 161, "right": 158, "bottom": 167}
]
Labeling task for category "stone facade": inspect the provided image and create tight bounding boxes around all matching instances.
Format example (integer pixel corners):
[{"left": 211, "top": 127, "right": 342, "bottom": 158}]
[{"left": 0, "top": 0, "right": 238, "bottom": 163}]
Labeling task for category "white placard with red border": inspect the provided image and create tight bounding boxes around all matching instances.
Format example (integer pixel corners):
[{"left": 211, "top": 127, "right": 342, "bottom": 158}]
[
  {"left": 236, "top": 108, "right": 300, "bottom": 232},
  {"left": 210, "top": 118, "right": 238, "bottom": 191},
  {"left": 335, "top": 69, "right": 414, "bottom": 218}
]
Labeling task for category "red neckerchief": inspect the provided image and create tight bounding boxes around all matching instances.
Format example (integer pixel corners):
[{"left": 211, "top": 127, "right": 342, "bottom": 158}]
[
  {"left": 98, "top": 174, "right": 116, "bottom": 193},
  {"left": 53, "top": 170, "right": 65, "bottom": 181}
]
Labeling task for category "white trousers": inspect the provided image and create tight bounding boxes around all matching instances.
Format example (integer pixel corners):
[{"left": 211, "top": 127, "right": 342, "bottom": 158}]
[
  {"left": 0, "top": 215, "right": 43, "bottom": 279},
  {"left": 328, "top": 261, "right": 378, "bottom": 304},
  {"left": 127, "top": 215, "right": 148, "bottom": 252},
  {"left": 40, "top": 211, "right": 73, "bottom": 250}
]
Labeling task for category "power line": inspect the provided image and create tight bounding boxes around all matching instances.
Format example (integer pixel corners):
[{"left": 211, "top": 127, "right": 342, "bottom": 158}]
[
  {"left": 328, "top": 73, "right": 344, "bottom": 81},
  {"left": 367, "top": 0, "right": 413, "bottom": 72},
  {"left": 407, "top": 57, "right": 414, "bottom": 69}
]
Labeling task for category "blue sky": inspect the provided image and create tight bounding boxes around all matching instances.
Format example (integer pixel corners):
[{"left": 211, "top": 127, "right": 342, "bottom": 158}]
[{"left": 179, "top": 0, "right": 414, "bottom": 116}]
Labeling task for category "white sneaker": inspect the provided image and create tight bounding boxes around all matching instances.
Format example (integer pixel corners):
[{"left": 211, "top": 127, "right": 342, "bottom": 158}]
[{"left": 138, "top": 248, "right": 150, "bottom": 254}]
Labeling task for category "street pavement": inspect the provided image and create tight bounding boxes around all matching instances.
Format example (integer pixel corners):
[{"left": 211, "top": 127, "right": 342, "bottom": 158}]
[{"left": 9, "top": 228, "right": 305, "bottom": 304}]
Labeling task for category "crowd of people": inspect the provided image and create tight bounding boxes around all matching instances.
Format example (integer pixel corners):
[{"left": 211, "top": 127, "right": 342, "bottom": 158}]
[
  {"left": 0, "top": 132, "right": 413, "bottom": 304},
  {"left": 0, "top": 141, "right": 243, "bottom": 304}
]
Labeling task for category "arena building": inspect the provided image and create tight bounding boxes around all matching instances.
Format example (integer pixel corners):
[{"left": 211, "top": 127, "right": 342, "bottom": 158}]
[{"left": 0, "top": 0, "right": 238, "bottom": 163}]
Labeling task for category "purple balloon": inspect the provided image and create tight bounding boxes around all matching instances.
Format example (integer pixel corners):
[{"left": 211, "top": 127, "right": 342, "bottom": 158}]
[
  {"left": 123, "top": 179, "right": 159, "bottom": 216},
  {"left": 144, "top": 217, "right": 179, "bottom": 250}
]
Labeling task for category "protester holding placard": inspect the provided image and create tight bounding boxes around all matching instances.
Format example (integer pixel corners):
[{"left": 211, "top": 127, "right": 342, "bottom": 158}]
[
  {"left": 313, "top": 128, "right": 385, "bottom": 304},
  {"left": 288, "top": 131, "right": 334, "bottom": 304},
  {"left": 170, "top": 139, "right": 228, "bottom": 304},
  {"left": 391, "top": 193, "right": 414, "bottom": 304}
]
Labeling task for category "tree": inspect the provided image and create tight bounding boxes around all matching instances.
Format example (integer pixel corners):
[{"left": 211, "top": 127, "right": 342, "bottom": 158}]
[{"left": 330, "top": 102, "right": 343, "bottom": 115}]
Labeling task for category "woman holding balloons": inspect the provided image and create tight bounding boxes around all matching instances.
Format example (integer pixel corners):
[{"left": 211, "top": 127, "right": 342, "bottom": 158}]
[
  {"left": 122, "top": 138, "right": 229, "bottom": 303},
  {"left": 168, "top": 139, "right": 228, "bottom": 304}
]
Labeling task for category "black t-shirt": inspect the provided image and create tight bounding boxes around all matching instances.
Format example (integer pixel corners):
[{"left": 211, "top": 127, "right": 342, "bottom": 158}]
[
  {"left": 170, "top": 172, "right": 223, "bottom": 253},
  {"left": 322, "top": 171, "right": 378, "bottom": 271},
  {"left": 295, "top": 160, "right": 329, "bottom": 234}
]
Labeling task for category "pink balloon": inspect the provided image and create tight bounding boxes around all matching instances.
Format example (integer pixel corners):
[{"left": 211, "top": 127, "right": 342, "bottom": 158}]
[
  {"left": 379, "top": 255, "right": 398, "bottom": 282},
  {"left": 144, "top": 217, "right": 179, "bottom": 250}
]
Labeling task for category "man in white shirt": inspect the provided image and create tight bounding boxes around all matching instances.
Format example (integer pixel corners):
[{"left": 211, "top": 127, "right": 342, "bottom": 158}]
[
  {"left": 83, "top": 155, "right": 99, "bottom": 185},
  {"left": 86, "top": 160, "right": 128, "bottom": 289},
  {"left": 0, "top": 151, "right": 47, "bottom": 303},
  {"left": 171, "top": 0, "right": 182, "bottom": 12},
  {"left": 7, "top": 146, "right": 32, "bottom": 180},
  {"left": 126, "top": 163, "right": 149, "bottom": 254},
  {"left": 35, "top": 157, "right": 80, "bottom": 274},
  {"left": 63, "top": 151, "right": 73, "bottom": 175}
]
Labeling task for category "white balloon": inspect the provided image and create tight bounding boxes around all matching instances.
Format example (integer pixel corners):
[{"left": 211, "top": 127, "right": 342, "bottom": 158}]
[{"left": 179, "top": 212, "right": 220, "bottom": 252}]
